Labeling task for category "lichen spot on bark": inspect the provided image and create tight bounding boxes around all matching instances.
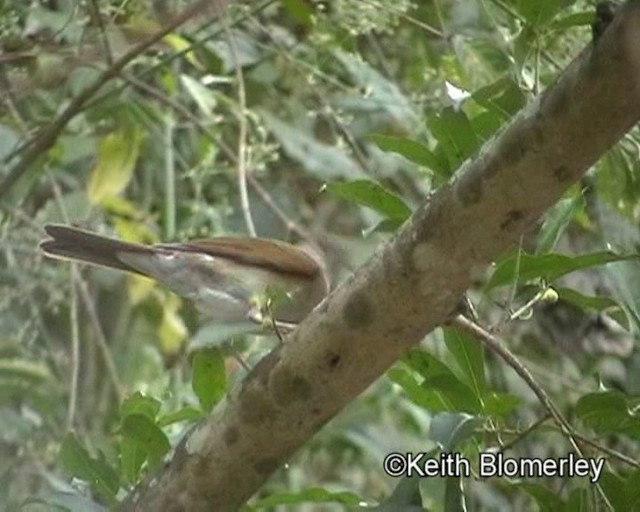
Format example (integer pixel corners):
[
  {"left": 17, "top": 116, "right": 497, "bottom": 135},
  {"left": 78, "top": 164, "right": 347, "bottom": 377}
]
[
  {"left": 412, "top": 242, "right": 446, "bottom": 273},
  {"left": 186, "top": 423, "right": 212, "bottom": 455}
]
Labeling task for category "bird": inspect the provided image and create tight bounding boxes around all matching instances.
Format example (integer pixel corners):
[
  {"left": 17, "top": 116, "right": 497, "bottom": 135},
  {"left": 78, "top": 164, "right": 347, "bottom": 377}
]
[{"left": 40, "top": 224, "right": 329, "bottom": 325}]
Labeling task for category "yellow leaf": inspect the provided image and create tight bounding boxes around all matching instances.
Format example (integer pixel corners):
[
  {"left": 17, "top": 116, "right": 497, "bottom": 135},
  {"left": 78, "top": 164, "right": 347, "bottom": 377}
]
[
  {"left": 127, "top": 274, "right": 156, "bottom": 305},
  {"left": 164, "top": 34, "right": 202, "bottom": 69},
  {"left": 158, "top": 294, "right": 187, "bottom": 355},
  {"left": 88, "top": 128, "right": 144, "bottom": 205}
]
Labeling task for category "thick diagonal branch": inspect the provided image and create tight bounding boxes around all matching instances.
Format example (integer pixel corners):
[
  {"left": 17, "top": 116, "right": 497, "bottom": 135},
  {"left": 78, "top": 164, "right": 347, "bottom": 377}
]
[{"left": 125, "top": 3, "right": 640, "bottom": 511}]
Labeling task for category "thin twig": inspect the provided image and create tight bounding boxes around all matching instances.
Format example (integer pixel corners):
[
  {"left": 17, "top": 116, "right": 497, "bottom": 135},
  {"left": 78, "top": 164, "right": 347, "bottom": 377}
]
[
  {"left": 568, "top": 431, "right": 640, "bottom": 469},
  {"left": 164, "top": 111, "right": 177, "bottom": 239},
  {"left": 454, "top": 315, "right": 580, "bottom": 451},
  {"left": 495, "top": 238, "right": 523, "bottom": 330},
  {"left": 454, "top": 314, "right": 613, "bottom": 510},
  {"left": 222, "top": 14, "right": 256, "bottom": 236},
  {"left": 75, "top": 277, "right": 125, "bottom": 401},
  {"left": 87, "top": 0, "right": 114, "bottom": 65},
  {"left": 496, "top": 414, "right": 552, "bottom": 453},
  {"left": 47, "top": 173, "right": 124, "bottom": 401},
  {"left": 66, "top": 266, "right": 80, "bottom": 429},
  {"left": 246, "top": 175, "right": 312, "bottom": 241}
]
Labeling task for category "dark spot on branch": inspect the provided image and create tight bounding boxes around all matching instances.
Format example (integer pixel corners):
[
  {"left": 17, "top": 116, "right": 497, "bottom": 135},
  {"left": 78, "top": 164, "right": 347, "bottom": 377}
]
[
  {"left": 224, "top": 426, "right": 239, "bottom": 445},
  {"left": 271, "top": 366, "right": 312, "bottom": 405},
  {"left": 343, "top": 291, "right": 374, "bottom": 328},
  {"left": 501, "top": 210, "right": 524, "bottom": 231},
  {"left": 325, "top": 351, "right": 342, "bottom": 370},
  {"left": 456, "top": 171, "right": 483, "bottom": 205},
  {"left": 553, "top": 165, "right": 572, "bottom": 183},
  {"left": 239, "top": 386, "right": 276, "bottom": 425},
  {"left": 254, "top": 457, "right": 279, "bottom": 475}
]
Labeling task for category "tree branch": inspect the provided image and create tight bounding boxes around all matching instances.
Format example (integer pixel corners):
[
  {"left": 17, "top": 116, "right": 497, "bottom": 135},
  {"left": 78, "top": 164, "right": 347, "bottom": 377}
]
[{"left": 124, "top": 3, "right": 640, "bottom": 510}]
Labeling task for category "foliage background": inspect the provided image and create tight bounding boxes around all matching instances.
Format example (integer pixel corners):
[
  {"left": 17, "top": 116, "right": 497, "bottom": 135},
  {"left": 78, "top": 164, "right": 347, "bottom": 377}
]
[{"left": 1, "top": 0, "right": 640, "bottom": 510}]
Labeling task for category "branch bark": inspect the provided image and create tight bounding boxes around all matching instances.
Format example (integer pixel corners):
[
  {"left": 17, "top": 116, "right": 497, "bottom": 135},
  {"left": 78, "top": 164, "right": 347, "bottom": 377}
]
[{"left": 124, "top": 3, "right": 640, "bottom": 510}]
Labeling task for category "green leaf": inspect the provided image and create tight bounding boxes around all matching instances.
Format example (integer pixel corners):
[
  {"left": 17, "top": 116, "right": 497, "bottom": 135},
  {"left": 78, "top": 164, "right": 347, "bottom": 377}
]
[
  {"left": 325, "top": 180, "right": 411, "bottom": 221},
  {"left": 552, "top": 11, "right": 595, "bottom": 30},
  {"left": 518, "top": 482, "right": 564, "bottom": 511},
  {"left": 565, "top": 488, "right": 589, "bottom": 511},
  {"left": 373, "top": 475, "right": 424, "bottom": 511},
  {"left": 368, "top": 134, "right": 443, "bottom": 173},
  {"left": 486, "top": 251, "right": 637, "bottom": 289},
  {"left": 443, "top": 327, "right": 486, "bottom": 395},
  {"left": 404, "top": 350, "right": 484, "bottom": 412},
  {"left": 387, "top": 367, "right": 450, "bottom": 412},
  {"left": 158, "top": 406, "right": 204, "bottom": 427},
  {"left": 88, "top": 126, "right": 144, "bottom": 205},
  {"left": 469, "top": 111, "right": 502, "bottom": 142},
  {"left": 444, "top": 475, "right": 466, "bottom": 512},
  {"left": 481, "top": 392, "right": 520, "bottom": 417},
  {"left": 181, "top": 74, "right": 217, "bottom": 116},
  {"left": 536, "top": 193, "right": 584, "bottom": 254},
  {"left": 403, "top": 349, "right": 458, "bottom": 380},
  {"left": 516, "top": 0, "right": 563, "bottom": 27},
  {"left": 262, "top": 112, "right": 363, "bottom": 179},
  {"left": 120, "top": 392, "right": 161, "bottom": 422},
  {"left": 429, "top": 412, "right": 479, "bottom": 451},
  {"left": 626, "top": 470, "right": 640, "bottom": 508},
  {"left": 192, "top": 348, "right": 227, "bottom": 412},
  {"left": 427, "top": 107, "right": 479, "bottom": 170},
  {"left": 394, "top": 351, "right": 483, "bottom": 413},
  {"left": 576, "top": 391, "right": 628, "bottom": 430},
  {"left": 556, "top": 287, "right": 629, "bottom": 330},
  {"left": 576, "top": 391, "right": 640, "bottom": 437},
  {"left": 472, "top": 78, "right": 525, "bottom": 119},
  {"left": 120, "top": 414, "right": 170, "bottom": 468},
  {"left": 424, "top": 374, "right": 483, "bottom": 413},
  {"left": 119, "top": 435, "right": 146, "bottom": 484},
  {"left": 281, "top": 0, "right": 315, "bottom": 27},
  {"left": 362, "top": 217, "right": 406, "bottom": 237},
  {"left": 598, "top": 471, "right": 627, "bottom": 511},
  {"left": 58, "top": 433, "right": 120, "bottom": 505}
]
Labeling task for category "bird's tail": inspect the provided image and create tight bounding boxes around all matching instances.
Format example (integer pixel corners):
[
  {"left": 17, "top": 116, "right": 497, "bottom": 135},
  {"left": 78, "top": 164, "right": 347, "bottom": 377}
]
[{"left": 40, "top": 224, "right": 152, "bottom": 275}]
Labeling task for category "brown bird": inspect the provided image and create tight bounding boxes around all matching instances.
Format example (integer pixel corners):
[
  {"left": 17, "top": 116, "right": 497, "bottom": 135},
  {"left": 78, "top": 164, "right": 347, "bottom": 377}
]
[{"left": 40, "top": 224, "right": 329, "bottom": 324}]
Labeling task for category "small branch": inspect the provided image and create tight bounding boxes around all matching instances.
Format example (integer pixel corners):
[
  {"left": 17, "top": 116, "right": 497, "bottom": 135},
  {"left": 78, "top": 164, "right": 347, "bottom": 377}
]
[
  {"left": 164, "top": 112, "right": 176, "bottom": 239},
  {"left": 454, "top": 315, "right": 613, "bottom": 510},
  {"left": 223, "top": 14, "right": 256, "bottom": 236},
  {"left": 568, "top": 431, "right": 640, "bottom": 469},
  {"left": 66, "top": 266, "right": 80, "bottom": 429},
  {"left": 453, "top": 315, "right": 580, "bottom": 451},
  {"left": 87, "top": 0, "right": 114, "bottom": 65},
  {"left": 246, "top": 174, "right": 313, "bottom": 241},
  {"left": 48, "top": 173, "right": 124, "bottom": 401},
  {"left": 496, "top": 414, "right": 552, "bottom": 453},
  {"left": 496, "top": 237, "right": 523, "bottom": 329}
]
